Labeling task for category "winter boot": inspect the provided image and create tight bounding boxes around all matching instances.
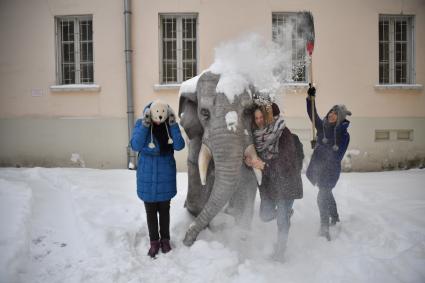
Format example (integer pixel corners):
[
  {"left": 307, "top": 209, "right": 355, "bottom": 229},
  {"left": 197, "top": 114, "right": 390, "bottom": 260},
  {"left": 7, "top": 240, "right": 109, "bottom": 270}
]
[
  {"left": 319, "top": 225, "right": 331, "bottom": 241},
  {"left": 147, "top": 240, "right": 160, "bottom": 258},
  {"left": 160, "top": 239, "right": 172, "bottom": 254},
  {"left": 330, "top": 215, "right": 340, "bottom": 226},
  {"left": 271, "top": 241, "right": 287, "bottom": 263}
]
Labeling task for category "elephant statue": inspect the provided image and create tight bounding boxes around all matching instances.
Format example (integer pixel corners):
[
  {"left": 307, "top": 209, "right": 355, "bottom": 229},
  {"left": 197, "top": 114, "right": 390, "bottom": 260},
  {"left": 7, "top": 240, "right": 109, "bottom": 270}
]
[{"left": 178, "top": 71, "right": 263, "bottom": 246}]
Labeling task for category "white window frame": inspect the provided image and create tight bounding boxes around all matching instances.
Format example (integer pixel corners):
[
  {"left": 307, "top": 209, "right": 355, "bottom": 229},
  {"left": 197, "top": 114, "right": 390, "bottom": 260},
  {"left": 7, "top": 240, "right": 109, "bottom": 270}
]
[
  {"left": 158, "top": 13, "right": 199, "bottom": 85},
  {"left": 272, "top": 12, "right": 309, "bottom": 84},
  {"left": 379, "top": 14, "right": 415, "bottom": 85},
  {"left": 55, "top": 15, "right": 94, "bottom": 85}
]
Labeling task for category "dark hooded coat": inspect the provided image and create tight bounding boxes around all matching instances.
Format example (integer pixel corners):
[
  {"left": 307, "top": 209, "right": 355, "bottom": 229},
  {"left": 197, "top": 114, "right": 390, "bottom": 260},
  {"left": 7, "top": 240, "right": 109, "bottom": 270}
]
[
  {"left": 258, "top": 127, "right": 304, "bottom": 200},
  {"left": 306, "top": 98, "right": 351, "bottom": 189}
]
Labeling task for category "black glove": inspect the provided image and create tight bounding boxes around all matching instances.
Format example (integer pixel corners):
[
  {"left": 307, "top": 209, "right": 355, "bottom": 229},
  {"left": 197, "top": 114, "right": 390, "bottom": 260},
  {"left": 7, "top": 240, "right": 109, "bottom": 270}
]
[{"left": 307, "top": 85, "right": 316, "bottom": 97}]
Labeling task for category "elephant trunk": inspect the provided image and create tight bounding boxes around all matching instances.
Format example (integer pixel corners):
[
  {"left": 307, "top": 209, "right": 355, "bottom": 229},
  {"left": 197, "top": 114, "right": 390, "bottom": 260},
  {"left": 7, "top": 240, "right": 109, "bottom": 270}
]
[{"left": 183, "top": 133, "right": 244, "bottom": 246}]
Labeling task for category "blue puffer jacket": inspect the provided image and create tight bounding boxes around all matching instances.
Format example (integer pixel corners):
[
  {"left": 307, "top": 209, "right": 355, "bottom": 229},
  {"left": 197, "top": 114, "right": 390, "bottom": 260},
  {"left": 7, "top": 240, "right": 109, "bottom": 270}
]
[
  {"left": 130, "top": 108, "right": 185, "bottom": 202},
  {"left": 306, "top": 98, "right": 350, "bottom": 189}
]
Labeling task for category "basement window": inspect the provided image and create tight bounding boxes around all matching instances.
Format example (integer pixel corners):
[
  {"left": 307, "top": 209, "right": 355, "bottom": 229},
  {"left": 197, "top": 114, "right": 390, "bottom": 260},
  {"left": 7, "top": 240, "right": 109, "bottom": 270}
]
[
  {"left": 375, "top": 130, "right": 390, "bottom": 141},
  {"left": 397, "top": 130, "right": 413, "bottom": 141}
]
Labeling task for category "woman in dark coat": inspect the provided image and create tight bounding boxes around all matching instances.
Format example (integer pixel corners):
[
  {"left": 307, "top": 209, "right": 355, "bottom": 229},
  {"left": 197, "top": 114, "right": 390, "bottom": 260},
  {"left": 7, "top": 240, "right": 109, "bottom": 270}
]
[
  {"left": 247, "top": 104, "right": 304, "bottom": 261},
  {"left": 306, "top": 86, "right": 351, "bottom": 240}
]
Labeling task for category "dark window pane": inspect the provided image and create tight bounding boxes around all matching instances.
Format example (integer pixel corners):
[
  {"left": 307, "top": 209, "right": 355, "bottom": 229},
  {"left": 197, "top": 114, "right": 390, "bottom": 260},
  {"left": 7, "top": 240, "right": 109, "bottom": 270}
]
[
  {"left": 162, "top": 18, "right": 176, "bottom": 39},
  {"left": 81, "top": 42, "right": 88, "bottom": 61},
  {"left": 182, "top": 18, "right": 196, "bottom": 39},
  {"left": 163, "top": 61, "right": 177, "bottom": 83},
  {"left": 379, "top": 20, "right": 389, "bottom": 41},
  {"left": 62, "top": 43, "right": 75, "bottom": 63},
  {"left": 61, "top": 20, "right": 74, "bottom": 42},
  {"left": 379, "top": 63, "right": 389, "bottom": 84},
  {"left": 395, "top": 20, "right": 406, "bottom": 41},
  {"left": 183, "top": 40, "right": 194, "bottom": 60},
  {"left": 80, "top": 63, "right": 94, "bottom": 83},
  {"left": 183, "top": 62, "right": 197, "bottom": 81},
  {"left": 163, "top": 40, "right": 176, "bottom": 60},
  {"left": 79, "top": 42, "right": 93, "bottom": 62},
  {"left": 80, "top": 20, "right": 93, "bottom": 41},
  {"left": 395, "top": 63, "right": 407, "bottom": 83},
  {"left": 380, "top": 42, "right": 389, "bottom": 62},
  {"left": 62, "top": 64, "right": 75, "bottom": 84}
]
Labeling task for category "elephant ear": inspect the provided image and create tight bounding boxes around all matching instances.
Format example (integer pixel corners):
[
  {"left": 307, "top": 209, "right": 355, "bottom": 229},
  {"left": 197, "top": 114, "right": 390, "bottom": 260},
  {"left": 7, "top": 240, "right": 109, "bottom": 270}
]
[{"left": 178, "top": 89, "right": 203, "bottom": 140}]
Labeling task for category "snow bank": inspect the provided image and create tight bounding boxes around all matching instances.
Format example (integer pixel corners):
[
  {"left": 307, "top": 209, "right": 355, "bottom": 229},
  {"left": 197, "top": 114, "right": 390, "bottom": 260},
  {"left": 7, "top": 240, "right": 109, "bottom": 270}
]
[{"left": 1, "top": 168, "right": 425, "bottom": 283}]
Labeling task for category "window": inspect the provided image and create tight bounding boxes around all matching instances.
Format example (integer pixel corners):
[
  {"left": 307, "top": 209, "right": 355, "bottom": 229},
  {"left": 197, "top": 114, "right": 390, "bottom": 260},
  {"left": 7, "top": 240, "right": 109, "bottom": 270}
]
[
  {"left": 375, "top": 130, "right": 390, "bottom": 141},
  {"left": 159, "top": 14, "right": 198, "bottom": 84},
  {"left": 272, "top": 13, "right": 307, "bottom": 82},
  {"left": 397, "top": 130, "right": 413, "bottom": 141},
  {"left": 55, "top": 15, "right": 93, "bottom": 85},
  {"left": 379, "top": 15, "right": 414, "bottom": 84},
  {"left": 375, "top": 129, "right": 414, "bottom": 142}
]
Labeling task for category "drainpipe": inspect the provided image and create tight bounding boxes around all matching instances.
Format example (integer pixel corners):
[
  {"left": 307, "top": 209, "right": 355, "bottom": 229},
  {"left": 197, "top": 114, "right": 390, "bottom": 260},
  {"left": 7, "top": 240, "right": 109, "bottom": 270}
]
[{"left": 124, "top": 0, "right": 137, "bottom": 169}]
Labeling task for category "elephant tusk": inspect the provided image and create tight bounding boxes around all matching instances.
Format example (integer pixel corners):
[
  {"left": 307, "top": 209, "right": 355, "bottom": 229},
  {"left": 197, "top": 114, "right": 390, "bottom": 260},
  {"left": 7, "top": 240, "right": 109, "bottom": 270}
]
[
  {"left": 244, "top": 144, "right": 262, "bottom": 186},
  {"left": 198, "top": 143, "right": 212, "bottom": 186}
]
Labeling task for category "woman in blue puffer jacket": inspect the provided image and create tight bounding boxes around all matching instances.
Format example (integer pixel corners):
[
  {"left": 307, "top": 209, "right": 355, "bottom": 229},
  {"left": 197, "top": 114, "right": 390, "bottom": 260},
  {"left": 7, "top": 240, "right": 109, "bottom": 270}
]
[
  {"left": 306, "top": 86, "right": 351, "bottom": 241},
  {"left": 131, "top": 101, "right": 185, "bottom": 258}
]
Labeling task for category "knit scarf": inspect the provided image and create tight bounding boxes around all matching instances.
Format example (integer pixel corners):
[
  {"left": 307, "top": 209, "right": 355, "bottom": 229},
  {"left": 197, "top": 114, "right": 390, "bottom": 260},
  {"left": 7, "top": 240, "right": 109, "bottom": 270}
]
[{"left": 253, "top": 115, "right": 286, "bottom": 160}]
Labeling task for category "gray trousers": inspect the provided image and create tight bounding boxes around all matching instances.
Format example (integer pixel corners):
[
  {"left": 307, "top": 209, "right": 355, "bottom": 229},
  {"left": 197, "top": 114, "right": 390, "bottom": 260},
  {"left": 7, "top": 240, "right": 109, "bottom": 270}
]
[
  {"left": 260, "top": 198, "right": 294, "bottom": 251},
  {"left": 317, "top": 187, "right": 339, "bottom": 226}
]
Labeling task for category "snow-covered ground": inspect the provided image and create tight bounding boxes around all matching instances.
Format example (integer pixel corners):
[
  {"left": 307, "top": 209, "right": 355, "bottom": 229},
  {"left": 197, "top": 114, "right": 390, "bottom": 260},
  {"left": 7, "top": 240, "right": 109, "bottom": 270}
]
[{"left": 1, "top": 168, "right": 424, "bottom": 283}]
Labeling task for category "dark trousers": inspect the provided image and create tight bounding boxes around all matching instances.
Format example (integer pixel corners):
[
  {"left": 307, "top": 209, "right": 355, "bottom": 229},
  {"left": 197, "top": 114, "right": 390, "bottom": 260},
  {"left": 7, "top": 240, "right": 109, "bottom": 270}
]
[
  {"left": 317, "top": 187, "right": 339, "bottom": 226},
  {"left": 144, "top": 200, "right": 170, "bottom": 241}
]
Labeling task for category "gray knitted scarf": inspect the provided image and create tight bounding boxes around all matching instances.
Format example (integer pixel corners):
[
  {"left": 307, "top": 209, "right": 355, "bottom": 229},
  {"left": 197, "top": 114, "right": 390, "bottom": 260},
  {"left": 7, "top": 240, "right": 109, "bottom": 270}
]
[{"left": 253, "top": 115, "right": 286, "bottom": 160}]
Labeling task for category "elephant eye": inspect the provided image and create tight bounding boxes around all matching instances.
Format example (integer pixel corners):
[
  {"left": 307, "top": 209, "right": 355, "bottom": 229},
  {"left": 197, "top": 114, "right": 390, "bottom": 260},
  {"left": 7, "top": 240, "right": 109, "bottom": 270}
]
[
  {"left": 200, "top": 108, "right": 210, "bottom": 120},
  {"left": 243, "top": 108, "right": 252, "bottom": 115}
]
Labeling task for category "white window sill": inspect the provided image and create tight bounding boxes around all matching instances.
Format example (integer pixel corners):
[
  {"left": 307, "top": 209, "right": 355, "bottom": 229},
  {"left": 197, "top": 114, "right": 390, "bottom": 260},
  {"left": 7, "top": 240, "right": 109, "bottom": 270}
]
[
  {"left": 374, "top": 84, "right": 423, "bottom": 90},
  {"left": 282, "top": 82, "right": 309, "bottom": 93},
  {"left": 283, "top": 82, "right": 309, "bottom": 88},
  {"left": 153, "top": 82, "right": 310, "bottom": 92},
  {"left": 153, "top": 84, "right": 181, "bottom": 91},
  {"left": 50, "top": 84, "right": 101, "bottom": 92}
]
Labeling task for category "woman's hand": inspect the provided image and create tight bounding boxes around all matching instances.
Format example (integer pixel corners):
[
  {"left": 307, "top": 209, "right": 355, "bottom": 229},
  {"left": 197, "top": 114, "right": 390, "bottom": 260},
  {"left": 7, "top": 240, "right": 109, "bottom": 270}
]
[{"left": 245, "top": 156, "right": 265, "bottom": 170}]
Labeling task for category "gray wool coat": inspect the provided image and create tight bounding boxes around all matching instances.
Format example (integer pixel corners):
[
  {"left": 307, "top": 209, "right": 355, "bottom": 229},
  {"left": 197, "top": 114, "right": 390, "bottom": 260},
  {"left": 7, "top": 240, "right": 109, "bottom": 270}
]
[{"left": 258, "top": 127, "right": 304, "bottom": 200}]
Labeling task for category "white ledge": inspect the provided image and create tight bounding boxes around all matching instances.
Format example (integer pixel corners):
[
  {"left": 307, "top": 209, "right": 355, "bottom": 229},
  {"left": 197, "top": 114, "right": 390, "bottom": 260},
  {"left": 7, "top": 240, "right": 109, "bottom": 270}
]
[
  {"left": 153, "top": 84, "right": 181, "bottom": 91},
  {"left": 374, "top": 84, "right": 423, "bottom": 90},
  {"left": 50, "top": 84, "right": 101, "bottom": 92},
  {"left": 283, "top": 82, "right": 309, "bottom": 88}
]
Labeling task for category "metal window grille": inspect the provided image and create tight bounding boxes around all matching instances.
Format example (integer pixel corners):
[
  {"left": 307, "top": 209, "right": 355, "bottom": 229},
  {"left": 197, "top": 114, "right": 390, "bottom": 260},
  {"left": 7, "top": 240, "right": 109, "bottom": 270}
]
[
  {"left": 379, "top": 15, "right": 414, "bottom": 84},
  {"left": 160, "top": 14, "right": 198, "bottom": 84},
  {"left": 56, "top": 15, "right": 94, "bottom": 85},
  {"left": 272, "top": 13, "right": 307, "bottom": 82}
]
